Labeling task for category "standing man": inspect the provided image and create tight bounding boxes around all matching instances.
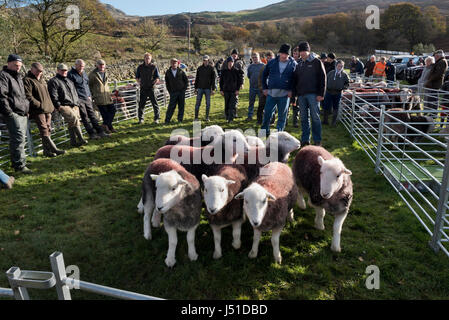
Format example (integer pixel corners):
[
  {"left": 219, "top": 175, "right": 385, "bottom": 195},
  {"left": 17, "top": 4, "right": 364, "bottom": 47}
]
[
  {"left": 373, "top": 57, "right": 387, "bottom": 79},
  {"left": 324, "top": 52, "right": 337, "bottom": 75},
  {"left": 223, "top": 49, "right": 244, "bottom": 118},
  {"left": 0, "top": 54, "right": 31, "bottom": 173},
  {"left": 290, "top": 47, "right": 301, "bottom": 127},
  {"left": 48, "top": 63, "right": 87, "bottom": 147},
  {"left": 257, "top": 51, "right": 275, "bottom": 125},
  {"left": 164, "top": 58, "right": 188, "bottom": 124},
  {"left": 24, "top": 62, "right": 65, "bottom": 157},
  {"left": 323, "top": 60, "right": 349, "bottom": 126},
  {"left": 349, "top": 56, "right": 365, "bottom": 76},
  {"left": 220, "top": 57, "right": 244, "bottom": 123},
  {"left": 89, "top": 59, "right": 117, "bottom": 133},
  {"left": 136, "top": 52, "right": 161, "bottom": 124},
  {"left": 364, "top": 55, "right": 376, "bottom": 79},
  {"left": 246, "top": 52, "right": 265, "bottom": 122},
  {"left": 385, "top": 60, "right": 396, "bottom": 84},
  {"left": 261, "top": 44, "right": 297, "bottom": 135},
  {"left": 194, "top": 55, "right": 216, "bottom": 122},
  {"left": 425, "top": 50, "right": 448, "bottom": 114},
  {"left": 293, "top": 41, "right": 326, "bottom": 147},
  {"left": 68, "top": 59, "right": 109, "bottom": 140}
]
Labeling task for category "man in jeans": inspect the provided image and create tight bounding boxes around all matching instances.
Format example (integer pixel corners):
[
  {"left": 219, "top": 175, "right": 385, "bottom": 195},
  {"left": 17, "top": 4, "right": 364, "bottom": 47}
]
[
  {"left": 48, "top": 63, "right": 88, "bottom": 147},
  {"left": 164, "top": 58, "right": 188, "bottom": 124},
  {"left": 194, "top": 55, "right": 216, "bottom": 122},
  {"left": 136, "top": 52, "right": 161, "bottom": 124},
  {"left": 246, "top": 52, "right": 265, "bottom": 122},
  {"left": 261, "top": 44, "right": 297, "bottom": 136},
  {"left": 293, "top": 41, "right": 326, "bottom": 146},
  {"left": 0, "top": 54, "right": 32, "bottom": 173},
  {"left": 68, "top": 59, "right": 109, "bottom": 140}
]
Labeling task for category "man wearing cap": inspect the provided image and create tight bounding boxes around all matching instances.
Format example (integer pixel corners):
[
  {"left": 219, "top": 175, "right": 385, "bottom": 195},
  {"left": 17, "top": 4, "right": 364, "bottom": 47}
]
[
  {"left": 220, "top": 56, "right": 244, "bottom": 123},
  {"left": 164, "top": 58, "right": 188, "bottom": 124},
  {"left": 68, "top": 59, "right": 109, "bottom": 140},
  {"left": 89, "top": 59, "right": 117, "bottom": 133},
  {"left": 425, "top": 50, "right": 448, "bottom": 114},
  {"left": 325, "top": 52, "right": 337, "bottom": 75},
  {"left": 293, "top": 41, "right": 327, "bottom": 146},
  {"left": 194, "top": 55, "right": 216, "bottom": 122},
  {"left": 24, "top": 62, "right": 65, "bottom": 157},
  {"left": 261, "top": 43, "right": 297, "bottom": 135},
  {"left": 223, "top": 49, "right": 245, "bottom": 118},
  {"left": 136, "top": 53, "right": 161, "bottom": 124},
  {"left": 349, "top": 56, "right": 365, "bottom": 76},
  {"left": 0, "top": 54, "right": 32, "bottom": 173},
  {"left": 246, "top": 52, "right": 265, "bottom": 122},
  {"left": 48, "top": 63, "right": 87, "bottom": 147}
]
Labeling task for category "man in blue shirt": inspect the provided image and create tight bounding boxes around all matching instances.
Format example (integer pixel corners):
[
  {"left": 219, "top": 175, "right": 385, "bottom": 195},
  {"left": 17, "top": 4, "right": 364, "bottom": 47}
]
[
  {"left": 68, "top": 59, "right": 109, "bottom": 140},
  {"left": 246, "top": 52, "right": 265, "bottom": 121},
  {"left": 261, "top": 44, "right": 297, "bottom": 135}
]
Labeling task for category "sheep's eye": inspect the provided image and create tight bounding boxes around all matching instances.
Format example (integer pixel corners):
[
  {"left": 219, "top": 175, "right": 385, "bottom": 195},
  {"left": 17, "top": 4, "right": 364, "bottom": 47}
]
[
  {"left": 172, "top": 187, "right": 177, "bottom": 191},
  {"left": 220, "top": 189, "right": 224, "bottom": 193},
  {"left": 204, "top": 188, "right": 208, "bottom": 193},
  {"left": 337, "top": 174, "right": 341, "bottom": 178}
]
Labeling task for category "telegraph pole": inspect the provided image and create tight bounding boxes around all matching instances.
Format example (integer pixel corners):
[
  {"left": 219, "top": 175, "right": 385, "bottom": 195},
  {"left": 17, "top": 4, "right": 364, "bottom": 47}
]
[{"left": 187, "top": 14, "right": 192, "bottom": 62}]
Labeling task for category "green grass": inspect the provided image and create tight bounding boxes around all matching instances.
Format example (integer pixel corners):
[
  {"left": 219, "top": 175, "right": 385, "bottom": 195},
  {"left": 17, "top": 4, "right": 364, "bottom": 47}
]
[{"left": 1, "top": 84, "right": 449, "bottom": 300}]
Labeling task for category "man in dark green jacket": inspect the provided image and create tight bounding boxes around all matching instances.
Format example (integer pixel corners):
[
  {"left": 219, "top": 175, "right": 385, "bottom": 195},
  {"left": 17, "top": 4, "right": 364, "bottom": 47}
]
[
  {"left": 24, "top": 62, "right": 65, "bottom": 157},
  {"left": 164, "top": 58, "right": 188, "bottom": 124},
  {"left": 0, "top": 54, "right": 31, "bottom": 173}
]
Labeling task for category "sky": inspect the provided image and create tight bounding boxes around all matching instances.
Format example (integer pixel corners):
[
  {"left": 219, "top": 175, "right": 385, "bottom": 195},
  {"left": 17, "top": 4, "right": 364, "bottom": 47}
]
[{"left": 100, "top": 0, "right": 282, "bottom": 16}]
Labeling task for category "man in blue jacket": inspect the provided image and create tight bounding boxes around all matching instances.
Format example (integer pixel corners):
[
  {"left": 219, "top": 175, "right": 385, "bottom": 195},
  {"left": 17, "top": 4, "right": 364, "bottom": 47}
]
[{"left": 261, "top": 44, "right": 297, "bottom": 135}]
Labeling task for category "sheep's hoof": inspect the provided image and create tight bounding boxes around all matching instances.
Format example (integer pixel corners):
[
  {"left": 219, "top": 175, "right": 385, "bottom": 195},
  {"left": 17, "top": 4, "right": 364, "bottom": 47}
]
[
  {"left": 274, "top": 254, "right": 282, "bottom": 264},
  {"left": 331, "top": 244, "right": 341, "bottom": 253},
  {"left": 297, "top": 198, "right": 306, "bottom": 210},
  {"left": 189, "top": 252, "right": 199, "bottom": 261},
  {"left": 315, "top": 220, "right": 325, "bottom": 231},
  {"left": 288, "top": 209, "right": 294, "bottom": 222},
  {"left": 165, "top": 257, "right": 176, "bottom": 268},
  {"left": 213, "top": 251, "right": 222, "bottom": 260},
  {"left": 152, "top": 220, "right": 161, "bottom": 228},
  {"left": 248, "top": 250, "right": 258, "bottom": 259},
  {"left": 232, "top": 240, "right": 241, "bottom": 250},
  {"left": 144, "top": 232, "right": 152, "bottom": 241}
]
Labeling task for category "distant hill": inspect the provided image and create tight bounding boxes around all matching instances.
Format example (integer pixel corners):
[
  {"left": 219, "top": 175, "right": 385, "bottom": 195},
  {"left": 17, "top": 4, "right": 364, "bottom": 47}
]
[{"left": 105, "top": 0, "right": 449, "bottom": 23}]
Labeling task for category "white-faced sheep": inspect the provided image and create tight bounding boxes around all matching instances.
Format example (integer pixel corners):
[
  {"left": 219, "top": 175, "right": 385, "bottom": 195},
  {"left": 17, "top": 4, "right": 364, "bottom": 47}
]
[
  {"left": 235, "top": 162, "right": 298, "bottom": 264},
  {"left": 141, "top": 158, "right": 202, "bottom": 268},
  {"left": 154, "top": 130, "right": 250, "bottom": 182},
  {"left": 165, "top": 125, "right": 226, "bottom": 147},
  {"left": 292, "top": 146, "right": 353, "bottom": 252},
  {"left": 202, "top": 163, "right": 248, "bottom": 259}
]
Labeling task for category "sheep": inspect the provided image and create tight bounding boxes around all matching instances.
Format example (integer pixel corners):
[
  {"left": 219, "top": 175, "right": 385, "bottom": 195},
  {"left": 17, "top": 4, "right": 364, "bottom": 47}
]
[
  {"left": 141, "top": 158, "right": 202, "bottom": 267},
  {"left": 292, "top": 146, "right": 353, "bottom": 253},
  {"left": 202, "top": 163, "right": 248, "bottom": 259},
  {"left": 235, "top": 162, "right": 298, "bottom": 264},
  {"left": 164, "top": 125, "right": 225, "bottom": 147},
  {"left": 246, "top": 135, "right": 265, "bottom": 147},
  {"left": 155, "top": 129, "right": 250, "bottom": 182},
  {"left": 384, "top": 108, "right": 435, "bottom": 143},
  {"left": 292, "top": 146, "right": 353, "bottom": 250},
  {"left": 237, "top": 132, "right": 301, "bottom": 181}
]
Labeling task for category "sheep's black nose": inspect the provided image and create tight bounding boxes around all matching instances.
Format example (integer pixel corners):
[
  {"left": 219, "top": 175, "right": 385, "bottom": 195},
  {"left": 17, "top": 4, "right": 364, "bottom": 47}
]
[
  {"left": 158, "top": 207, "right": 163, "bottom": 211},
  {"left": 210, "top": 208, "right": 217, "bottom": 214}
]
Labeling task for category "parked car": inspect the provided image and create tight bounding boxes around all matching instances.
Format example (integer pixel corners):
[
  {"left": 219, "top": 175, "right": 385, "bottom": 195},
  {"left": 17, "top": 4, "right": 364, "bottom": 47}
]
[
  {"left": 389, "top": 55, "right": 419, "bottom": 80},
  {"left": 405, "top": 55, "right": 449, "bottom": 85}
]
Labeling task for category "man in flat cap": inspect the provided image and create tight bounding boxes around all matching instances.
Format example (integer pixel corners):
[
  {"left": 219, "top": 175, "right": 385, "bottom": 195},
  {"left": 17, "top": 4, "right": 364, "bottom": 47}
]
[
  {"left": 261, "top": 43, "right": 297, "bottom": 135},
  {"left": 48, "top": 63, "right": 87, "bottom": 147},
  {"left": 164, "top": 58, "right": 188, "bottom": 124},
  {"left": 0, "top": 54, "right": 32, "bottom": 173},
  {"left": 24, "top": 62, "right": 65, "bottom": 157},
  {"left": 194, "top": 55, "right": 216, "bottom": 122},
  {"left": 89, "top": 59, "right": 117, "bottom": 133},
  {"left": 223, "top": 49, "right": 245, "bottom": 118},
  {"left": 425, "top": 50, "right": 448, "bottom": 115}
]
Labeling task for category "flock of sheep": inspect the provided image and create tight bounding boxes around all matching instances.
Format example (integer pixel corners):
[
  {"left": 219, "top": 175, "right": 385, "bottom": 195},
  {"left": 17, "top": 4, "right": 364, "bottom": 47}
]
[{"left": 137, "top": 125, "right": 353, "bottom": 267}]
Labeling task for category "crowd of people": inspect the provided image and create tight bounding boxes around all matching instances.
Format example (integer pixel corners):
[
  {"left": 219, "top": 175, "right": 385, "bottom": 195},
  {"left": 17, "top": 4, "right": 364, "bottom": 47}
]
[{"left": 1, "top": 43, "right": 448, "bottom": 190}]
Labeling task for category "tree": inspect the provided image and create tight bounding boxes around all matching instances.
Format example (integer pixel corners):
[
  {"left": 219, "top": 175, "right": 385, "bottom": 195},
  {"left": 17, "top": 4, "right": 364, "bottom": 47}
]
[
  {"left": 9, "top": 0, "right": 114, "bottom": 62},
  {"left": 136, "top": 18, "right": 170, "bottom": 53}
]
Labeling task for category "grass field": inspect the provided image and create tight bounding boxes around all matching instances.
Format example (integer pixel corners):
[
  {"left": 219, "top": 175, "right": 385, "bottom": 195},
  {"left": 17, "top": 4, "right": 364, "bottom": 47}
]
[{"left": 1, "top": 85, "right": 449, "bottom": 300}]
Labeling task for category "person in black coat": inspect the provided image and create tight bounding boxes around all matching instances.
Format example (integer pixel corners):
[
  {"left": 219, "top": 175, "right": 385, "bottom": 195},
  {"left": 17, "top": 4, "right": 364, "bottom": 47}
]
[
  {"left": 164, "top": 58, "right": 188, "bottom": 124},
  {"left": 220, "top": 57, "right": 244, "bottom": 123}
]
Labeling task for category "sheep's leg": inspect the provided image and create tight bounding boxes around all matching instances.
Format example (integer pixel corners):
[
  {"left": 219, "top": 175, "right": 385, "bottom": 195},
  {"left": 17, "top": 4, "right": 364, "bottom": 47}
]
[
  {"left": 164, "top": 225, "right": 178, "bottom": 267},
  {"left": 297, "top": 191, "right": 306, "bottom": 210},
  {"left": 249, "top": 229, "right": 262, "bottom": 259},
  {"left": 186, "top": 225, "right": 199, "bottom": 262},
  {"left": 331, "top": 212, "right": 348, "bottom": 253},
  {"left": 137, "top": 197, "right": 144, "bottom": 214},
  {"left": 314, "top": 207, "right": 326, "bottom": 231},
  {"left": 288, "top": 208, "right": 294, "bottom": 222},
  {"left": 211, "top": 224, "right": 223, "bottom": 259},
  {"left": 232, "top": 221, "right": 243, "bottom": 250},
  {"left": 143, "top": 199, "right": 155, "bottom": 240},
  {"left": 271, "top": 227, "right": 283, "bottom": 264},
  {"left": 151, "top": 208, "right": 161, "bottom": 228}
]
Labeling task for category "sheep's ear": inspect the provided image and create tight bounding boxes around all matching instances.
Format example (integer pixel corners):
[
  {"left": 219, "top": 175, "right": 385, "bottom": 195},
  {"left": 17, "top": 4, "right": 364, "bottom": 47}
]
[
  {"left": 317, "top": 156, "right": 325, "bottom": 166},
  {"left": 202, "top": 174, "right": 208, "bottom": 183},
  {"left": 226, "top": 179, "right": 236, "bottom": 185},
  {"left": 266, "top": 191, "right": 277, "bottom": 202},
  {"left": 150, "top": 174, "right": 159, "bottom": 181},
  {"left": 344, "top": 168, "right": 352, "bottom": 176},
  {"left": 235, "top": 192, "right": 245, "bottom": 200},
  {"left": 178, "top": 178, "right": 188, "bottom": 186},
  {"left": 231, "top": 153, "right": 239, "bottom": 163}
]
